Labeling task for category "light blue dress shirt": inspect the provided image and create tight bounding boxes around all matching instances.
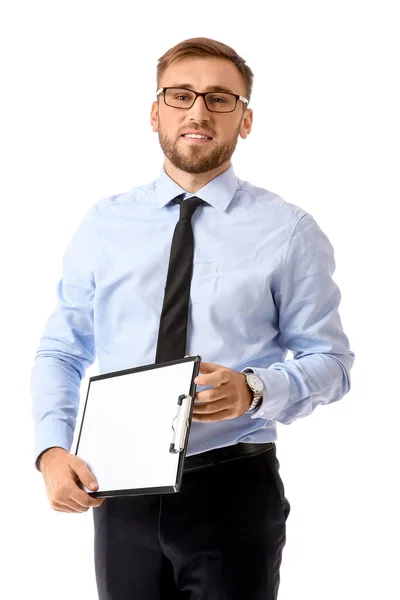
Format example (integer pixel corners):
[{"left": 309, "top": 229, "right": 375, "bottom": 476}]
[{"left": 30, "top": 163, "right": 355, "bottom": 470}]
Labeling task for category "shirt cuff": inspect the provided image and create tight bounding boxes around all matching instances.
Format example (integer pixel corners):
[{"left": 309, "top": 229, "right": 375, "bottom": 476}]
[
  {"left": 34, "top": 419, "right": 74, "bottom": 472},
  {"left": 240, "top": 367, "right": 290, "bottom": 420}
]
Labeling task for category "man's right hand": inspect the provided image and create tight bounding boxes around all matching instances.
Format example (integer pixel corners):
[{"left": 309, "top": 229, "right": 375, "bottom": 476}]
[{"left": 39, "top": 448, "right": 105, "bottom": 513}]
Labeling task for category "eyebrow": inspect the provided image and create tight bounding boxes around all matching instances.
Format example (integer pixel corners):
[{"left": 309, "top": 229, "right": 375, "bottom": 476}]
[{"left": 169, "top": 83, "right": 236, "bottom": 94}]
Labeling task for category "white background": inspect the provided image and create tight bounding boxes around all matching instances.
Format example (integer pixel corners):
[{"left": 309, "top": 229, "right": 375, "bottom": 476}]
[{"left": 1, "top": 1, "right": 399, "bottom": 598}]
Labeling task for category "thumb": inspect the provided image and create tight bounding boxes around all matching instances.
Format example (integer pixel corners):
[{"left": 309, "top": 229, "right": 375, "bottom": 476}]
[{"left": 72, "top": 455, "right": 99, "bottom": 490}]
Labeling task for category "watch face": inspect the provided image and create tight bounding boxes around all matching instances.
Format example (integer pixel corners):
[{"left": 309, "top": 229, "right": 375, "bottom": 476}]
[{"left": 247, "top": 373, "right": 264, "bottom": 394}]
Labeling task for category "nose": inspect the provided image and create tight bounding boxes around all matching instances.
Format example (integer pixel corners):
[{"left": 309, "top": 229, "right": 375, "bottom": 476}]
[{"left": 187, "top": 95, "right": 210, "bottom": 120}]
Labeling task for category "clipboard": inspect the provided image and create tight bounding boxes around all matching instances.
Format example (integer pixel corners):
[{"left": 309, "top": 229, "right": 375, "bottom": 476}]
[{"left": 74, "top": 355, "right": 201, "bottom": 498}]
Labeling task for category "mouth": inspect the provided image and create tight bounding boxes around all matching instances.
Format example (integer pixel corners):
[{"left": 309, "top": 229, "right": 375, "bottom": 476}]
[
  {"left": 181, "top": 134, "right": 214, "bottom": 144},
  {"left": 181, "top": 130, "right": 214, "bottom": 143}
]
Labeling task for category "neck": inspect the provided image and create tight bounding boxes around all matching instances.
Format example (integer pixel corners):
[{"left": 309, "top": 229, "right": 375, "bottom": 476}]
[{"left": 164, "top": 157, "right": 231, "bottom": 194}]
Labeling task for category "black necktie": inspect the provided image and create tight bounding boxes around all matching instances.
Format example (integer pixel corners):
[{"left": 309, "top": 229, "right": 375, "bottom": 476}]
[{"left": 155, "top": 195, "right": 205, "bottom": 364}]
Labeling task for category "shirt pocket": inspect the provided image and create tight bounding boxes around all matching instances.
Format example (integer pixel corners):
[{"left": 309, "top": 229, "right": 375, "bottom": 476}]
[{"left": 190, "top": 260, "right": 217, "bottom": 304}]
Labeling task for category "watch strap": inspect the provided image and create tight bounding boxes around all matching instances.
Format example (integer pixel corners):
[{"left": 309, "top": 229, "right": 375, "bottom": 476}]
[{"left": 246, "top": 395, "right": 263, "bottom": 412}]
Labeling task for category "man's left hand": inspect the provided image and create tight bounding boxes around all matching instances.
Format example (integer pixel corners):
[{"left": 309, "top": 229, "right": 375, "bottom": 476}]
[{"left": 191, "top": 360, "right": 253, "bottom": 422}]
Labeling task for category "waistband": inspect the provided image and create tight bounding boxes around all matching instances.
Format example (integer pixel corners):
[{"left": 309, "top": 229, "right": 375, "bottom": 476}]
[{"left": 182, "top": 442, "right": 274, "bottom": 473}]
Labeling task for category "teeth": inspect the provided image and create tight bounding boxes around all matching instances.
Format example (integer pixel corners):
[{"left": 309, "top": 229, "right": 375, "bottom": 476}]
[{"left": 184, "top": 134, "right": 210, "bottom": 139}]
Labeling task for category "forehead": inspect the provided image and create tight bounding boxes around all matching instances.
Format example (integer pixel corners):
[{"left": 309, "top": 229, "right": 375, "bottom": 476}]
[{"left": 160, "top": 57, "right": 246, "bottom": 95}]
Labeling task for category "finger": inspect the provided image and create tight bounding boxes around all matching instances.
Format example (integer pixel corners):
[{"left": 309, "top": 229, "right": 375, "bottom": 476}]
[
  {"left": 194, "top": 396, "right": 229, "bottom": 414},
  {"left": 51, "top": 498, "right": 84, "bottom": 513},
  {"left": 58, "top": 495, "right": 104, "bottom": 512},
  {"left": 195, "top": 387, "right": 226, "bottom": 402},
  {"left": 67, "top": 495, "right": 104, "bottom": 511},
  {"left": 192, "top": 409, "right": 232, "bottom": 422},
  {"left": 195, "top": 373, "right": 218, "bottom": 386},
  {"left": 68, "top": 456, "right": 100, "bottom": 493},
  {"left": 71, "top": 487, "right": 105, "bottom": 509}
]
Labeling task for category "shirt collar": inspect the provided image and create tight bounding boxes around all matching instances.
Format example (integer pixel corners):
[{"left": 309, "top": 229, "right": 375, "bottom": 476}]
[{"left": 155, "top": 162, "right": 239, "bottom": 212}]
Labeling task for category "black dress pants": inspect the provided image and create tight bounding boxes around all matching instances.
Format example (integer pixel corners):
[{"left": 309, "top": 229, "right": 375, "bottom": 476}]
[{"left": 92, "top": 443, "right": 290, "bottom": 599}]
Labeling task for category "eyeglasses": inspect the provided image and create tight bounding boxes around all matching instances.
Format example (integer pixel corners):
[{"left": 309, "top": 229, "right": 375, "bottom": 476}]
[{"left": 156, "top": 87, "right": 249, "bottom": 113}]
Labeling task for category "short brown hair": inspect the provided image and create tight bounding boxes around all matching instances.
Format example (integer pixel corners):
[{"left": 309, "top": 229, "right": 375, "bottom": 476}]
[{"left": 156, "top": 37, "right": 254, "bottom": 104}]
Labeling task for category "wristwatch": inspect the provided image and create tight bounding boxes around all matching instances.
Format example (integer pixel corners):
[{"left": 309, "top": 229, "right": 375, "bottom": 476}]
[{"left": 241, "top": 370, "right": 264, "bottom": 412}]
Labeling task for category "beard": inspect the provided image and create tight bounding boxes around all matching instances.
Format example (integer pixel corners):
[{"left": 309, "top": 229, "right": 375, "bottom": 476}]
[{"left": 157, "top": 120, "right": 242, "bottom": 174}]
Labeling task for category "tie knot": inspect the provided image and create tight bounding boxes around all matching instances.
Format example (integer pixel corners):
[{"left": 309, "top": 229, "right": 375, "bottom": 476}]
[{"left": 172, "top": 195, "right": 205, "bottom": 221}]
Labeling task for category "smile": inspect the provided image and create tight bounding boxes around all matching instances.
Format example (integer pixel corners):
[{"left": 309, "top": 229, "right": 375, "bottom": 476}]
[{"left": 181, "top": 135, "right": 213, "bottom": 144}]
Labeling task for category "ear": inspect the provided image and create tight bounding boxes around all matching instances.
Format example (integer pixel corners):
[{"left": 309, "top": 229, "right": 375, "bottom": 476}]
[
  {"left": 239, "top": 108, "right": 253, "bottom": 139},
  {"left": 150, "top": 101, "right": 159, "bottom": 133}
]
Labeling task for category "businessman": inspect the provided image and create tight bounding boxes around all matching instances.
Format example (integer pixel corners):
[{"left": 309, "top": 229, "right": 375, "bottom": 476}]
[{"left": 31, "top": 37, "right": 355, "bottom": 599}]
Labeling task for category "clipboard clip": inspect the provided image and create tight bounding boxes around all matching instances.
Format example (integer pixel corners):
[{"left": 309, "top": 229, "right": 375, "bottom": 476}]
[{"left": 170, "top": 393, "right": 192, "bottom": 453}]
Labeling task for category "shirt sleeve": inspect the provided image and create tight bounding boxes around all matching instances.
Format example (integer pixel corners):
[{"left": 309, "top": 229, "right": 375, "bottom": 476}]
[
  {"left": 30, "top": 206, "right": 101, "bottom": 471},
  {"left": 242, "top": 212, "right": 355, "bottom": 425}
]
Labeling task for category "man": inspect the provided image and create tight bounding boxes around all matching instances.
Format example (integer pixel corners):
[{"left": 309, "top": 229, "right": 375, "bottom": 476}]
[{"left": 31, "top": 37, "right": 355, "bottom": 599}]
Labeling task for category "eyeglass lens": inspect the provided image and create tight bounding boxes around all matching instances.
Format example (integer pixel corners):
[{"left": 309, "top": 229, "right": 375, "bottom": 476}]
[{"left": 164, "top": 88, "right": 236, "bottom": 112}]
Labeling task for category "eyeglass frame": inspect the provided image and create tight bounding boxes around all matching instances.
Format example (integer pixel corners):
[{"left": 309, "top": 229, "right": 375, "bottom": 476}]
[{"left": 156, "top": 87, "right": 249, "bottom": 113}]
